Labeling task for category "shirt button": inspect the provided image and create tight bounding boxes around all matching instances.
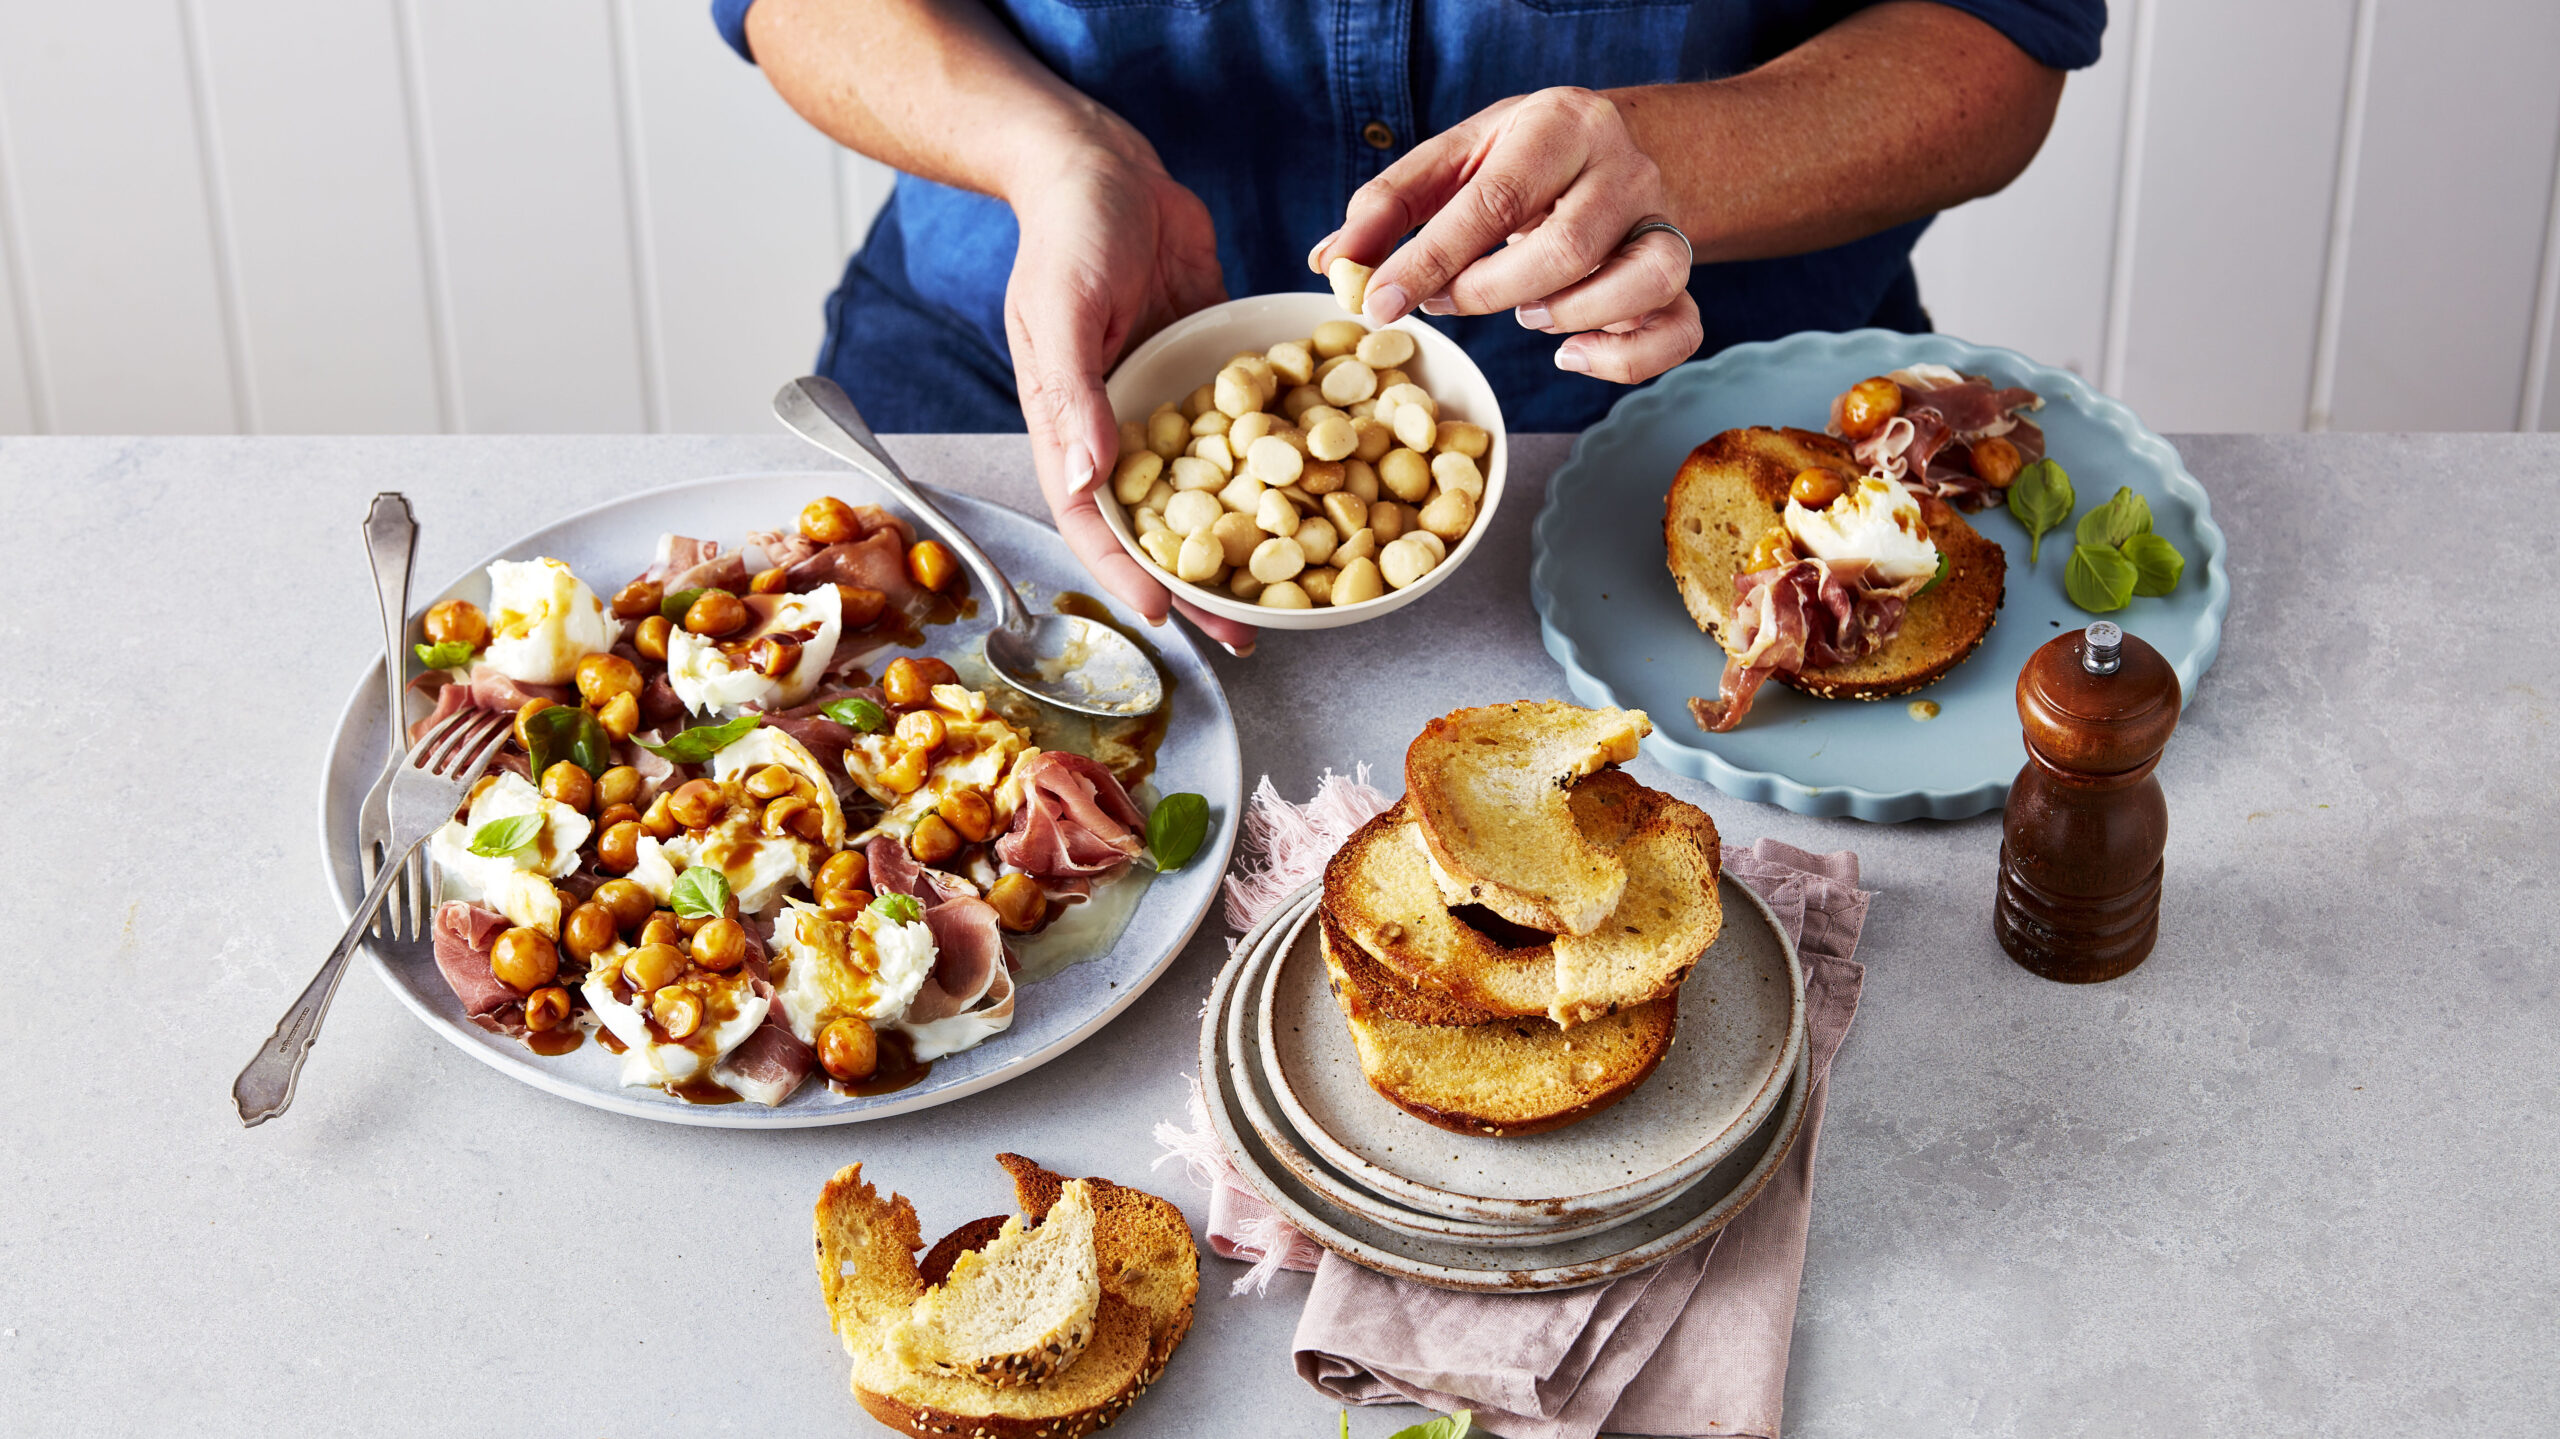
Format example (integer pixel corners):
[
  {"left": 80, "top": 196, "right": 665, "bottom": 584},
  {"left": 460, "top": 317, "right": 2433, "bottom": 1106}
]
[{"left": 1362, "top": 121, "right": 1395, "bottom": 151}]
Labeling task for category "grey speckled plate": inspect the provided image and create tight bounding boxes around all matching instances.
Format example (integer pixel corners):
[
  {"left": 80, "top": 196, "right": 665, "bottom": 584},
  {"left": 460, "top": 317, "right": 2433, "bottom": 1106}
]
[
  {"left": 1200, "top": 907, "right": 1812, "bottom": 1292},
  {"left": 1222, "top": 888, "right": 1693, "bottom": 1250},
  {"left": 316, "top": 472, "right": 1240, "bottom": 1128},
  {"left": 1260, "top": 874, "right": 1804, "bottom": 1226}
]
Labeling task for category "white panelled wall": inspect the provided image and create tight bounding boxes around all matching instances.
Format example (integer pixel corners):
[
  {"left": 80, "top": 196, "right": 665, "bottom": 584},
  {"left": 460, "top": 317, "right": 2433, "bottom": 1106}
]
[{"left": 0, "top": 0, "right": 2554, "bottom": 437}]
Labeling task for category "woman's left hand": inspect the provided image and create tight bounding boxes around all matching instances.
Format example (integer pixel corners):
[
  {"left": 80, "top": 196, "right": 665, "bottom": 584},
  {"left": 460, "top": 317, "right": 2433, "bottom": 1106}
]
[{"left": 1311, "top": 87, "right": 1702, "bottom": 384}]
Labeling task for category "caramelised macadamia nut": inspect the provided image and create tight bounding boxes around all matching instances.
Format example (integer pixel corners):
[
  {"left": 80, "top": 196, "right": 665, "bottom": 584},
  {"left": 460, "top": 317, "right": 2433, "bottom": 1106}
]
[{"left": 1370, "top": 501, "right": 1408, "bottom": 542}]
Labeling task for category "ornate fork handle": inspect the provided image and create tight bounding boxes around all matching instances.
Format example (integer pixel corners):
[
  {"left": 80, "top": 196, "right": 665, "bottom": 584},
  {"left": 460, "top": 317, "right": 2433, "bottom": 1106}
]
[{"left": 232, "top": 835, "right": 415, "bottom": 1128}]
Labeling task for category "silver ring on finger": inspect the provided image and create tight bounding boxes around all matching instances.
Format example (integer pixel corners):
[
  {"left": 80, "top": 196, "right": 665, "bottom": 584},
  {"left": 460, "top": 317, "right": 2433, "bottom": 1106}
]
[{"left": 1623, "top": 218, "right": 1694, "bottom": 270}]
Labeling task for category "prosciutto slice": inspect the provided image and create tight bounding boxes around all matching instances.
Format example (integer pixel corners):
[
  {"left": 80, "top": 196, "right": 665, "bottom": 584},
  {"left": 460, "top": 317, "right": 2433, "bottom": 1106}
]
[
  {"left": 640, "top": 534, "right": 751, "bottom": 595},
  {"left": 405, "top": 665, "right": 574, "bottom": 744},
  {"left": 786, "top": 530, "right": 920, "bottom": 614},
  {"left": 431, "top": 901, "right": 518, "bottom": 1019},
  {"left": 866, "top": 835, "right": 984, "bottom": 907},
  {"left": 995, "top": 752, "right": 1146, "bottom": 879},
  {"left": 907, "top": 897, "right": 1010, "bottom": 1023},
  {"left": 1687, "top": 558, "right": 1926, "bottom": 733},
  {"left": 1838, "top": 368, "right": 2042, "bottom": 510}
]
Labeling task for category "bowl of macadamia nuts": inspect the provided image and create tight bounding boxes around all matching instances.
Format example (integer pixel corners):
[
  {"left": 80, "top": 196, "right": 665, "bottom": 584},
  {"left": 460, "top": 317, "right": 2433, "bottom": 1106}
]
[{"left": 1099, "top": 290, "right": 1507, "bottom": 631}]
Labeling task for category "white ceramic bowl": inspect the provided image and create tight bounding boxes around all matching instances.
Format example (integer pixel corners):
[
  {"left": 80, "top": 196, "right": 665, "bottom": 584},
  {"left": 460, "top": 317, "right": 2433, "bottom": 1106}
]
[{"left": 1099, "top": 292, "right": 1508, "bottom": 631}]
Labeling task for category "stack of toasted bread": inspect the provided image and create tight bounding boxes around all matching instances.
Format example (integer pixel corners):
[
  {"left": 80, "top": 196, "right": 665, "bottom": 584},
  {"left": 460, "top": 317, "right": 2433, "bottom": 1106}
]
[
  {"left": 815, "top": 1155, "right": 1199, "bottom": 1439},
  {"left": 1317, "top": 702, "right": 1724, "bottom": 1137}
]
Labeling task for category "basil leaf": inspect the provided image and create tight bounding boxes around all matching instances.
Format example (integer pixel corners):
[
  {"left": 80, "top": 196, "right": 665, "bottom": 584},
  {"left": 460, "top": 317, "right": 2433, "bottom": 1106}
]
[
  {"left": 413, "top": 640, "right": 475, "bottom": 670},
  {"left": 669, "top": 865, "right": 730, "bottom": 919},
  {"left": 823, "top": 696, "right": 888, "bottom": 733},
  {"left": 2075, "top": 485, "right": 2154, "bottom": 550},
  {"left": 640, "top": 714, "right": 760, "bottom": 764},
  {"left": 2004, "top": 459, "right": 2074, "bottom": 566},
  {"left": 2122, "top": 531, "right": 2185, "bottom": 597},
  {"left": 467, "top": 812, "right": 544, "bottom": 858},
  {"left": 2065, "top": 543, "right": 2138, "bottom": 613},
  {"left": 1145, "top": 792, "right": 1211, "bottom": 872},
  {"left": 522, "top": 703, "right": 612, "bottom": 780},
  {"left": 660, "top": 586, "right": 712, "bottom": 622},
  {"left": 870, "top": 892, "right": 925, "bottom": 926},
  {"left": 1915, "top": 548, "right": 1949, "bottom": 596},
  {"left": 1384, "top": 1410, "right": 1472, "bottom": 1439}
]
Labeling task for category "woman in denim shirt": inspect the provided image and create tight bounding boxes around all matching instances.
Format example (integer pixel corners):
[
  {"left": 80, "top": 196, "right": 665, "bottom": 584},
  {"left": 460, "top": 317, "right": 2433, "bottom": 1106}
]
[{"left": 719, "top": 0, "right": 2101, "bottom": 651}]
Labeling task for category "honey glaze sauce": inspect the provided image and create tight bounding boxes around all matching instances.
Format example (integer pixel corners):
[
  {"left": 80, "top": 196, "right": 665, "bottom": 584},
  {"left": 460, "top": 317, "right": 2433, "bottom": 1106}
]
[{"left": 833, "top": 1030, "right": 931, "bottom": 1097}]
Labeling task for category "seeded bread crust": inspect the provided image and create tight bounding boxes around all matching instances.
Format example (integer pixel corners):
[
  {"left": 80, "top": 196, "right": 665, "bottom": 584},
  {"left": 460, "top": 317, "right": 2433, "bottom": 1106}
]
[
  {"left": 887, "top": 1181, "right": 1101, "bottom": 1389},
  {"left": 1662, "top": 425, "right": 2006, "bottom": 707},
  {"left": 814, "top": 1160, "right": 1199, "bottom": 1439},
  {"left": 1320, "top": 924, "right": 1679, "bottom": 1137}
]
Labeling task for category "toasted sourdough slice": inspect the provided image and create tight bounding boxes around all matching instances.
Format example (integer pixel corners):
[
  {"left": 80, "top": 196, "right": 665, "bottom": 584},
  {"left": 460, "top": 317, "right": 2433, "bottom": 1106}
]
[
  {"left": 1324, "top": 775, "right": 1723, "bottom": 1025},
  {"left": 1320, "top": 923, "right": 1679, "bottom": 1137},
  {"left": 814, "top": 1159, "right": 1198, "bottom": 1439},
  {"left": 1662, "top": 425, "right": 2006, "bottom": 701},
  {"left": 885, "top": 1179, "right": 1101, "bottom": 1388},
  {"left": 1404, "top": 701, "right": 1652, "bottom": 937}
]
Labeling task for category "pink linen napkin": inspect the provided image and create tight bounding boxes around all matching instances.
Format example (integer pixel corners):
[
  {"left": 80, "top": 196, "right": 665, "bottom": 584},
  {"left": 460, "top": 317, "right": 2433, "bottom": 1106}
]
[{"left": 1158, "top": 773, "right": 1872, "bottom": 1439}]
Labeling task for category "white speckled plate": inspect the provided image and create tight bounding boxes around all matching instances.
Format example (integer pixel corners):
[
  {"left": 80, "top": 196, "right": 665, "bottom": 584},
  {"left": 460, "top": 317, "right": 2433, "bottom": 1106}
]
[
  {"left": 1221, "top": 888, "right": 1693, "bottom": 1250},
  {"left": 1531, "top": 328, "right": 2231, "bottom": 821},
  {"left": 1200, "top": 908, "right": 1812, "bottom": 1292},
  {"left": 316, "top": 472, "right": 1241, "bottom": 1127},
  {"left": 1258, "top": 874, "right": 1804, "bottom": 1226}
]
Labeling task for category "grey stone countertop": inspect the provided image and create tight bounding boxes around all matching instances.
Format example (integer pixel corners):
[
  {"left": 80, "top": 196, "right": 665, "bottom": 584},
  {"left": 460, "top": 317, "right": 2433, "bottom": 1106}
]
[{"left": 2, "top": 432, "right": 2554, "bottom": 1438}]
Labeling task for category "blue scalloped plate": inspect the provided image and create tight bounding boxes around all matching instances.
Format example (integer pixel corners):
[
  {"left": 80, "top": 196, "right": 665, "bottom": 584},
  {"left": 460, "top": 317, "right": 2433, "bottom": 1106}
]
[{"left": 1531, "top": 330, "right": 2229, "bottom": 822}]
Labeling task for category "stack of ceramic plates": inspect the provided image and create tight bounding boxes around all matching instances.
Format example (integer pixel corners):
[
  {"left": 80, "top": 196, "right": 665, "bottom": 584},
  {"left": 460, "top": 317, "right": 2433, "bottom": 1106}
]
[{"left": 1199, "top": 874, "right": 1811, "bottom": 1292}]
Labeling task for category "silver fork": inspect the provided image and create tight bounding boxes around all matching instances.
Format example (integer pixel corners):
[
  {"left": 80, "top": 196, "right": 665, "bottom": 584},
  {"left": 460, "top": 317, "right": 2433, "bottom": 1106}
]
[
  {"left": 233, "top": 706, "right": 514, "bottom": 1127},
  {"left": 356, "top": 493, "right": 421, "bottom": 941}
]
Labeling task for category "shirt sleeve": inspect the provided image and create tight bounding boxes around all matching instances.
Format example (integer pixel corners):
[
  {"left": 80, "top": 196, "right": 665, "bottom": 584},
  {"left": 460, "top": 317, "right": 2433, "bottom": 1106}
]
[
  {"left": 712, "top": 0, "right": 757, "bottom": 64},
  {"left": 1922, "top": 0, "right": 2107, "bottom": 71}
]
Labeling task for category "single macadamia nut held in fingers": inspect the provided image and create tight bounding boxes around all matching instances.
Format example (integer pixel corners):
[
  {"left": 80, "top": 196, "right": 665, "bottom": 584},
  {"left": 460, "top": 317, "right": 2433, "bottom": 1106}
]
[
  {"left": 1355, "top": 327, "right": 1416, "bottom": 369},
  {"left": 1327, "top": 256, "right": 1372, "bottom": 313},
  {"left": 1379, "top": 535, "right": 1440, "bottom": 589},
  {"left": 1333, "top": 556, "right": 1386, "bottom": 604}
]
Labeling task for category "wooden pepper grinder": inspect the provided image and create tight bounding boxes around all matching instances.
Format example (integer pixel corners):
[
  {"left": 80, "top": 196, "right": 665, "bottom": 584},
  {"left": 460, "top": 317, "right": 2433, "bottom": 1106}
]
[{"left": 1995, "top": 621, "right": 2182, "bottom": 983}]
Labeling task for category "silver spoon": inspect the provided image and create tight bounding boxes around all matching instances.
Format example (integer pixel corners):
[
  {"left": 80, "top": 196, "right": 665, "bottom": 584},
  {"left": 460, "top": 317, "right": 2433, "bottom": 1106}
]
[{"left": 773, "top": 376, "right": 1164, "bottom": 718}]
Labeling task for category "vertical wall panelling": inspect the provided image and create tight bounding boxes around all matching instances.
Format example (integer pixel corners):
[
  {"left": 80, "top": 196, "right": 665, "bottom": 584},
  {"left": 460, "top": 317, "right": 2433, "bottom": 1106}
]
[
  {"left": 406, "top": 0, "right": 648, "bottom": 433},
  {"left": 0, "top": 2, "right": 241, "bottom": 433},
  {"left": 175, "top": 0, "right": 257, "bottom": 432},
  {"left": 2099, "top": 0, "right": 2158, "bottom": 396},
  {"left": 606, "top": 0, "right": 666, "bottom": 433},
  {"left": 623, "top": 0, "right": 846, "bottom": 432},
  {"left": 2112, "top": 0, "right": 2355, "bottom": 432},
  {"left": 2326, "top": 0, "right": 2560, "bottom": 433},
  {"left": 2532, "top": 145, "right": 2560, "bottom": 432},
  {"left": 1908, "top": 6, "right": 2132, "bottom": 378},
  {"left": 0, "top": 94, "right": 41, "bottom": 434},
  {"left": 192, "top": 0, "right": 446, "bottom": 434},
  {"left": 392, "top": 0, "right": 460, "bottom": 431},
  {"left": 2302, "top": 0, "right": 2377, "bottom": 431}
]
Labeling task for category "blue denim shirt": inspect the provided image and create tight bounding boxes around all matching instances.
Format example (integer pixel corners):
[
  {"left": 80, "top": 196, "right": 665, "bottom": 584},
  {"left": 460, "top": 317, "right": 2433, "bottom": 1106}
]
[{"left": 717, "top": 0, "right": 2102, "bottom": 432}]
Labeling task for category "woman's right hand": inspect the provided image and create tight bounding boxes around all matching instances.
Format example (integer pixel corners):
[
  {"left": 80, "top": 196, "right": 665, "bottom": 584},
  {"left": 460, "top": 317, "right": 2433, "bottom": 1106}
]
[{"left": 1002, "top": 130, "right": 1259, "bottom": 654}]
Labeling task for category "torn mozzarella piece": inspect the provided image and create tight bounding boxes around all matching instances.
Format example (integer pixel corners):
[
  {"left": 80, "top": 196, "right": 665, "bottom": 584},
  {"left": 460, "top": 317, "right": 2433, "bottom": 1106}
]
[
  {"left": 662, "top": 815, "right": 811, "bottom": 915},
  {"left": 580, "top": 965, "right": 769, "bottom": 1088},
  {"left": 426, "top": 771, "right": 592, "bottom": 901},
  {"left": 1784, "top": 471, "right": 1940, "bottom": 586},
  {"left": 482, "top": 558, "right": 618, "bottom": 685},
  {"left": 769, "top": 901, "right": 936, "bottom": 1044},
  {"left": 710, "top": 727, "right": 847, "bottom": 848},
  {"left": 664, "top": 586, "right": 842, "bottom": 717}
]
